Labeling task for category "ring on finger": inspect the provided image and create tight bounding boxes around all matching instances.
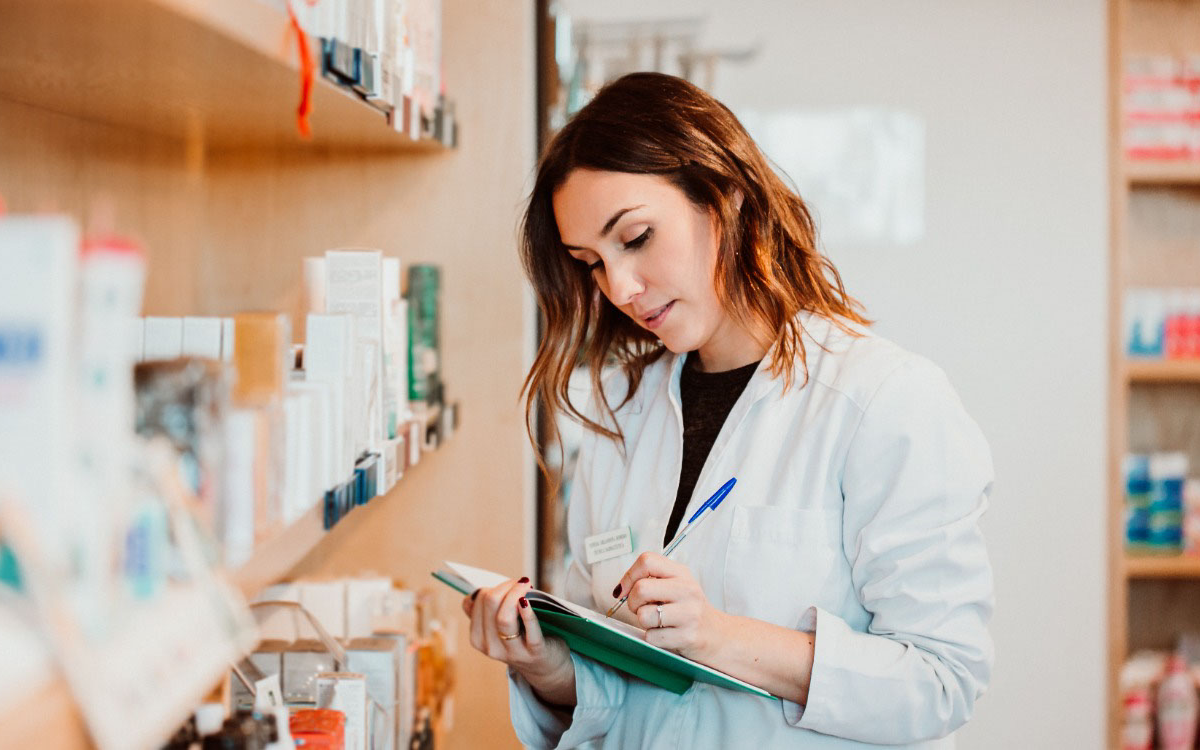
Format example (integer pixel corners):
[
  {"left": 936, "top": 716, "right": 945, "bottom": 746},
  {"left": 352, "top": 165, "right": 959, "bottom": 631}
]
[
  {"left": 656, "top": 604, "right": 664, "bottom": 629},
  {"left": 499, "top": 631, "right": 521, "bottom": 641}
]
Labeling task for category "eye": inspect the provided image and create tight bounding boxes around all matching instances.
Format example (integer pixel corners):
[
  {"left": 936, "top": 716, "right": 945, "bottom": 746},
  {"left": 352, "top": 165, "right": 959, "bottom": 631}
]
[{"left": 624, "top": 228, "right": 652, "bottom": 250}]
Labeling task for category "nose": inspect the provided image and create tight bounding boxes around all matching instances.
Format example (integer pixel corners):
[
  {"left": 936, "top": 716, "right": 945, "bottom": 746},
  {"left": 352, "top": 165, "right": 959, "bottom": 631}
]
[{"left": 601, "top": 255, "right": 644, "bottom": 308}]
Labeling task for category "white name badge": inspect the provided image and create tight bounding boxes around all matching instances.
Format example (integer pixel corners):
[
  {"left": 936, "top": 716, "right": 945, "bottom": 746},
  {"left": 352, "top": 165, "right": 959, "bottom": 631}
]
[{"left": 584, "top": 526, "right": 634, "bottom": 565}]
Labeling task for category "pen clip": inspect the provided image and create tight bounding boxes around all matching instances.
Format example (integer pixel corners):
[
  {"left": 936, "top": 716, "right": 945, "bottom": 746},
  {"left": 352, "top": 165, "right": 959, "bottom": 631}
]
[{"left": 684, "top": 477, "right": 736, "bottom": 525}]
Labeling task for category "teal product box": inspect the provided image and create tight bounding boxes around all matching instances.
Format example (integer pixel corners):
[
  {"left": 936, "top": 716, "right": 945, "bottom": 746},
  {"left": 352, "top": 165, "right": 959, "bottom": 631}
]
[
  {"left": 1146, "top": 452, "right": 1188, "bottom": 549},
  {"left": 405, "top": 265, "right": 441, "bottom": 404},
  {"left": 1125, "top": 454, "right": 1152, "bottom": 545}
]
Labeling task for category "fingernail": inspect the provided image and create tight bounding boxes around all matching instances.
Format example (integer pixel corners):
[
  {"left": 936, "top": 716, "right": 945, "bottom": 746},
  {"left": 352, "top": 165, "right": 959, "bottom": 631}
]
[
  {"left": 613, "top": 583, "right": 622, "bottom": 598},
  {"left": 518, "top": 576, "right": 530, "bottom": 584},
  {"left": 519, "top": 597, "right": 529, "bottom": 609},
  {"left": 470, "top": 590, "right": 479, "bottom": 601}
]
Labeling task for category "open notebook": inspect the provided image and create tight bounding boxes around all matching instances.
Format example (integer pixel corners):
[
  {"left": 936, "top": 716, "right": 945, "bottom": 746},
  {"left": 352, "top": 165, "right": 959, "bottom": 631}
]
[{"left": 432, "top": 561, "right": 775, "bottom": 699}]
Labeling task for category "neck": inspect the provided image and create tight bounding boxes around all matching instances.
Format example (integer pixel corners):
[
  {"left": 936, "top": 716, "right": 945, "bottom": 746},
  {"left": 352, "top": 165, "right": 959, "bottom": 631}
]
[{"left": 693, "top": 321, "right": 770, "bottom": 373}]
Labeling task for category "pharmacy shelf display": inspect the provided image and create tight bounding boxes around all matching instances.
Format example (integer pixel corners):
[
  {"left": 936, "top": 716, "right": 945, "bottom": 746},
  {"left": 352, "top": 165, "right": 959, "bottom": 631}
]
[
  {"left": 1110, "top": 0, "right": 1200, "bottom": 746},
  {"left": 0, "top": 0, "right": 453, "bottom": 151},
  {"left": 0, "top": 0, "right": 463, "bottom": 748},
  {"left": 0, "top": 0, "right": 540, "bottom": 745},
  {"left": 2, "top": 423, "right": 458, "bottom": 750}
]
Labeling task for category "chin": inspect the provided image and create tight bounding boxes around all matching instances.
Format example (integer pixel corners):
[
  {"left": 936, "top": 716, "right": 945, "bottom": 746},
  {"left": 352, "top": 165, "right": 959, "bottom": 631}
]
[{"left": 654, "top": 330, "right": 700, "bottom": 355}]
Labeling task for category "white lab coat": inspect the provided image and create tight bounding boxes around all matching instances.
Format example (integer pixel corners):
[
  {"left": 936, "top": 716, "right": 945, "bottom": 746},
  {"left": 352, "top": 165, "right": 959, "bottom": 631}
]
[{"left": 508, "top": 312, "right": 995, "bottom": 749}]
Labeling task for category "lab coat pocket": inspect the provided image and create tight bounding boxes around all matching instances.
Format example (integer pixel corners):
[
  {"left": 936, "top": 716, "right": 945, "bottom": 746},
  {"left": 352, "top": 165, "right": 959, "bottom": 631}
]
[{"left": 723, "top": 505, "right": 836, "bottom": 628}]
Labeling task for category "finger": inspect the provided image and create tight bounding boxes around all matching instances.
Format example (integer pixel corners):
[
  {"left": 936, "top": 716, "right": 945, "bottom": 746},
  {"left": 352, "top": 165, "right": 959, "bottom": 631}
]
[
  {"left": 469, "top": 589, "right": 486, "bottom": 652},
  {"left": 626, "top": 576, "right": 681, "bottom": 615},
  {"left": 495, "top": 578, "right": 531, "bottom": 645},
  {"left": 636, "top": 599, "right": 690, "bottom": 631},
  {"left": 462, "top": 590, "right": 477, "bottom": 618},
  {"left": 516, "top": 593, "right": 545, "bottom": 649},
  {"left": 613, "top": 551, "right": 686, "bottom": 601},
  {"left": 480, "top": 582, "right": 515, "bottom": 654},
  {"left": 644, "top": 623, "right": 682, "bottom": 652}
]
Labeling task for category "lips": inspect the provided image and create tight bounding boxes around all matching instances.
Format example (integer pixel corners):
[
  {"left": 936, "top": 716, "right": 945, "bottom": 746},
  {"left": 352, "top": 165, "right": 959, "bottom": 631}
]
[{"left": 641, "top": 301, "right": 675, "bottom": 330}]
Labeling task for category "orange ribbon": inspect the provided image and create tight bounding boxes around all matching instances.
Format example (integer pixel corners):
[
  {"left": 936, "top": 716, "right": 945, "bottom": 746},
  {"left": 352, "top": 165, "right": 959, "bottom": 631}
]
[{"left": 286, "top": 0, "right": 319, "bottom": 138}]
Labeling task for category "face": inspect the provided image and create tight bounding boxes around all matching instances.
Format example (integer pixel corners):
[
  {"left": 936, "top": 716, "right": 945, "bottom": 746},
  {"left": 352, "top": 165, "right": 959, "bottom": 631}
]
[{"left": 554, "top": 169, "right": 758, "bottom": 371}]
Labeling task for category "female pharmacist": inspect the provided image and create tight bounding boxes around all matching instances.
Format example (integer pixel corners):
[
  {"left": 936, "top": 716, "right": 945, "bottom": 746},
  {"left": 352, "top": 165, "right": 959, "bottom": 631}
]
[{"left": 461, "top": 72, "right": 994, "bottom": 749}]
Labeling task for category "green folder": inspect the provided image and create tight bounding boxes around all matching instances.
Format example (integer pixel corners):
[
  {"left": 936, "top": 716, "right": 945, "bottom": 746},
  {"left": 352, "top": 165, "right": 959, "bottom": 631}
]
[{"left": 432, "top": 561, "right": 775, "bottom": 700}]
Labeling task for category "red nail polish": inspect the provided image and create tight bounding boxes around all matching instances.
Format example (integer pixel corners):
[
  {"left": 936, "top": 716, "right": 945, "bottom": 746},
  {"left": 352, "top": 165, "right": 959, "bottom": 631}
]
[
  {"left": 519, "top": 597, "right": 528, "bottom": 609},
  {"left": 613, "top": 583, "right": 622, "bottom": 598},
  {"left": 519, "top": 576, "right": 530, "bottom": 584}
]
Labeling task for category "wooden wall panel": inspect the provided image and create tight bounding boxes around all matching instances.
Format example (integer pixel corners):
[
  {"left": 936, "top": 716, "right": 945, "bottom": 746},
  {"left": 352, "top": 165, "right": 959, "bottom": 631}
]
[
  {"left": 0, "top": 99, "right": 204, "bottom": 316},
  {"left": 1125, "top": 186, "right": 1200, "bottom": 288},
  {"left": 1128, "top": 578, "right": 1200, "bottom": 652},
  {"left": 1126, "top": 0, "right": 1200, "bottom": 56}
]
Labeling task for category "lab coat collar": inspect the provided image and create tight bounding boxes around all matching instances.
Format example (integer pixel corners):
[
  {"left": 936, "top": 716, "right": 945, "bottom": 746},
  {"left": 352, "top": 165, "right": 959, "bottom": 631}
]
[{"left": 659, "top": 310, "right": 835, "bottom": 411}]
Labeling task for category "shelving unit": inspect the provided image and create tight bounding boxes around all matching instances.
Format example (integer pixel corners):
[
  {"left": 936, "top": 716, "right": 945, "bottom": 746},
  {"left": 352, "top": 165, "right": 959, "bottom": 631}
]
[
  {"left": 1125, "top": 554, "right": 1200, "bottom": 579},
  {"left": 1126, "top": 160, "right": 1200, "bottom": 186},
  {"left": 1110, "top": 0, "right": 1200, "bottom": 746},
  {"left": 1126, "top": 359, "right": 1200, "bottom": 383},
  {"left": 0, "top": 0, "right": 535, "bottom": 748},
  {"left": 0, "top": 0, "right": 444, "bottom": 151}
]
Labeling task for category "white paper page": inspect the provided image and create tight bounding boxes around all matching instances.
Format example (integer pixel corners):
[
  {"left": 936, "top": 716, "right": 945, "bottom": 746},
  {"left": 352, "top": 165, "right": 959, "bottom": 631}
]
[{"left": 444, "top": 561, "right": 645, "bottom": 639}]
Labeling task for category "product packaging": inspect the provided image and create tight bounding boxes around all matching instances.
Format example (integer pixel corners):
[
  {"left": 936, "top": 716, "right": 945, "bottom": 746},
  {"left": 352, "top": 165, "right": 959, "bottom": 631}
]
[{"left": 1157, "top": 653, "right": 1199, "bottom": 750}]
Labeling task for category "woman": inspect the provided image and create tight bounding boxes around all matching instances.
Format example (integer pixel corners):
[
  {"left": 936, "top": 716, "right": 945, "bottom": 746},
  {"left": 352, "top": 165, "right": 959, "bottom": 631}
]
[{"left": 463, "top": 72, "right": 994, "bottom": 748}]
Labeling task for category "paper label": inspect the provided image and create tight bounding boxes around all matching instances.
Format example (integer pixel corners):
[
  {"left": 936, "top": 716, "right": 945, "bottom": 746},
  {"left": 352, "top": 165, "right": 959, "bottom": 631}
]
[
  {"left": 585, "top": 527, "right": 634, "bottom": 566},
  {"left": 255, "top": 674, "right": 283, "bottom": 709}
]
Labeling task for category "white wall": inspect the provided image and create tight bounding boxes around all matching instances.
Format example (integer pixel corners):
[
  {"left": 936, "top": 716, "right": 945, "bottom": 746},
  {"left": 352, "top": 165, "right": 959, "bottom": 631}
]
[{"left": 558, "top": 1, "right": 1109, "bottom": 746}]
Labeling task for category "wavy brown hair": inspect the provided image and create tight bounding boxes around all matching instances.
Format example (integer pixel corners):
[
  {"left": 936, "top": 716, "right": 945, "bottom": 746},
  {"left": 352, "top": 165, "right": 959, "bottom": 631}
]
[{"left": 520, "top": 72, "right": 869, "bottom": 475}]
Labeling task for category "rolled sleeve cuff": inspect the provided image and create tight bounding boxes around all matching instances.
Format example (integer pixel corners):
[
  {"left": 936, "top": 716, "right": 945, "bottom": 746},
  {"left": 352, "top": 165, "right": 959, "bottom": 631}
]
[
  {"left": 782, "top": 606, "right": 853, "bottom": 732},
  {"left": 508, "top": 651, "right": 626, "bottom": 749}
]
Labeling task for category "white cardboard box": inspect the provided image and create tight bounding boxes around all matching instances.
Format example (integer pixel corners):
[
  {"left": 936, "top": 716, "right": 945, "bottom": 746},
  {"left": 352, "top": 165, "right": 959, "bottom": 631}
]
[
  {"left": 345, "top": 577, "right": 393, "bottom": 639},
  {"left": 298, "top": 580, "right": 347, "bottom": 640},
  {"left": 143, "top": 316, "right": 183, "bottom": 360},
  {"left": 181, "top": 316, "right": 223, "bottom": 360},
  {"left": 347, "top": 638, "right": 401, "bottom": 750},
  {"left": 316, "top": 672, "right": 367, "bottom": 750},
  {"left": 325, "top": 250, "right": 384, "bottom": 461},
  {"left": 306, "top": 313, "right": 357, "bottom": 482},
  {"left": 254, "top": 582, "right": 303, "bottom": 641}
]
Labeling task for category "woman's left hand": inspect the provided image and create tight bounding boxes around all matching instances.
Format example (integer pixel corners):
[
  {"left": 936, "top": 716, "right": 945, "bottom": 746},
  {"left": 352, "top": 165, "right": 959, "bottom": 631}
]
[{"left": 614, "top": 551, "right": 731, "bottom": 662}]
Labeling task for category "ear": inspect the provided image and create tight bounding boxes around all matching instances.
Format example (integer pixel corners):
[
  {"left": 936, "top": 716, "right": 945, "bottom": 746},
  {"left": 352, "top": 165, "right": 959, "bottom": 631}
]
[{"left": 733, "top": 189, "right": 745, "bottom": 211}]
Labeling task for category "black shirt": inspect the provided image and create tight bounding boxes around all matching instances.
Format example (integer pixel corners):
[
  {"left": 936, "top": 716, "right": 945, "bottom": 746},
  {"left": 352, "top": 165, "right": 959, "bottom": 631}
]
[{"left": 663, "top": 355, "right": 761, "bottom": 545}]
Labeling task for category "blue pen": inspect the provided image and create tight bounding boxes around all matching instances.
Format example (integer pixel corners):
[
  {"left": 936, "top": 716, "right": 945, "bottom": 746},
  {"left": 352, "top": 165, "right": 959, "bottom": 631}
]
[{"left": 605, "top": 477, "right": 737, "bottom": 619}]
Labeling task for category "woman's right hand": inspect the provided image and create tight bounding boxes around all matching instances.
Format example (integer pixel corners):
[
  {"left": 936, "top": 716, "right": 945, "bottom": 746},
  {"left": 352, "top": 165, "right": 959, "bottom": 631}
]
[{"left": 462, "top": 577, "right": 576, "bottom": 706}]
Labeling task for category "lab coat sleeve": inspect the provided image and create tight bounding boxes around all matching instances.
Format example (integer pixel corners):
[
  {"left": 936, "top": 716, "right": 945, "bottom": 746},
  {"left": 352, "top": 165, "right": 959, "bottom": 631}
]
[
  {"left": 786, "top": 356, "right": 995, "bottom": 743},
  {"left": 507, "top": 421, "right": 629, "bottom": 748}
]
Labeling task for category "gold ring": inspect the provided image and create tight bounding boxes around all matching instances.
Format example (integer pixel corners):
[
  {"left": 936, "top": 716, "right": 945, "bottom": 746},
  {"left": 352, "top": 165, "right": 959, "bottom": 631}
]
[{"left": 499, "top": 631, "right": 521, "bottom": 641}]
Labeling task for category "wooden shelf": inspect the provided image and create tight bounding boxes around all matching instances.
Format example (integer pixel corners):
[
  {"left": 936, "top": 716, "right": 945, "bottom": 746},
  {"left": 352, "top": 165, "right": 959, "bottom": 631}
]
[
  {"left": 1125, "top": 554, "right": 1200, "bottom": 579},
  {"left": 233, "top": 406, "right": 457, "bottom": 599},
  {"left": 1126, "top": 359, "right": 1200, "bottom": 383},
  {"left": 232, "top": 501, "right": 328, "bottom": 599},
  {"left": 0, "top": 0, "right": 444, "bottom": 152},
  {"left": 1126, "top": 160, "right": 1200, "bottom": 186}
]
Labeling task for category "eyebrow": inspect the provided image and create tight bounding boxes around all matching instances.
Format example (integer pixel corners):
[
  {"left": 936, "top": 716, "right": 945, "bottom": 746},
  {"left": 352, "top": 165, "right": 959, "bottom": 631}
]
[{"left": 562, "top": 205, "right": 646, "bottom": 251}]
